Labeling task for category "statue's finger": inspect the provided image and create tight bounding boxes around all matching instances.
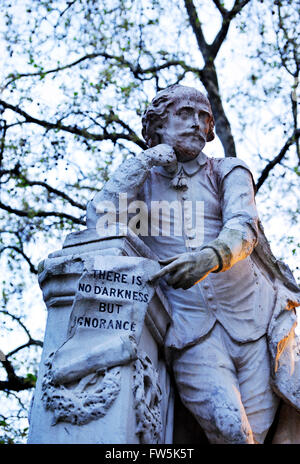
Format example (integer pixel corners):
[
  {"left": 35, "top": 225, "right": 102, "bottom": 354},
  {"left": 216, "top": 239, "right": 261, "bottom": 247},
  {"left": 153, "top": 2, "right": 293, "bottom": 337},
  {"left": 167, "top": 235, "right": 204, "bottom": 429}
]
[
  {"left": 167, "top": 269, "right": 186, "bottom": 287},
  {"left": 149, "top": 260, "right": 181, "bottom": 281}
]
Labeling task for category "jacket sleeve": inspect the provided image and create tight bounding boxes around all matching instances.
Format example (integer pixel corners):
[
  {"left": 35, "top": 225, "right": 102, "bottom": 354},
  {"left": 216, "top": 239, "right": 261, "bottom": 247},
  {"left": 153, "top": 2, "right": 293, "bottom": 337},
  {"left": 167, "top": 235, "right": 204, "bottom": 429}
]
[{"left": 201, "top": 158, "right": 259, "bottom": 272}]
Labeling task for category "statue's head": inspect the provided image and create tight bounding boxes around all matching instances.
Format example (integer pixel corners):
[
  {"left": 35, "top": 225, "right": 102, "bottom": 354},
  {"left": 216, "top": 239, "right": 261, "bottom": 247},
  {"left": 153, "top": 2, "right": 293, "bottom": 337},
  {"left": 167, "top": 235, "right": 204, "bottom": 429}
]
[{"left": 142, "top": 84, "right": 215, "bottom": 161}]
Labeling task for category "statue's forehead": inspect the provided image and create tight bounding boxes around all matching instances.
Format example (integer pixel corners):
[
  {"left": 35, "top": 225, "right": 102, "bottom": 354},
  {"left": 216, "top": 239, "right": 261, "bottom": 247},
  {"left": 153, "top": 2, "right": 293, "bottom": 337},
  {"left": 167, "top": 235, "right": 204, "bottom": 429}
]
[{"left": 168, "top": 94, "right": 211, "bottom": 112}]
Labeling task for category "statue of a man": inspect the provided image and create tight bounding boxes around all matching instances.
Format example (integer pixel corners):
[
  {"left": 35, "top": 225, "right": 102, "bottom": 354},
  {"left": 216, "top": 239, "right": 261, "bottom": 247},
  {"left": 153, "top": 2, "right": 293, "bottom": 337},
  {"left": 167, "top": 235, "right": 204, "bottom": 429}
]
[{"left": 87, "top": 84, "right": 300, "bottom": 444}]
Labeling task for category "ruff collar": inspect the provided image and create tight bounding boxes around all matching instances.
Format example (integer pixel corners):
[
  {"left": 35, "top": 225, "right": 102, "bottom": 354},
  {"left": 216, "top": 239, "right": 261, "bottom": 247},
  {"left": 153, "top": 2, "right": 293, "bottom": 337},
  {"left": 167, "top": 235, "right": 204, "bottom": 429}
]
[{"left": 156, "top": 152, "right": 207, "bottom": 190}]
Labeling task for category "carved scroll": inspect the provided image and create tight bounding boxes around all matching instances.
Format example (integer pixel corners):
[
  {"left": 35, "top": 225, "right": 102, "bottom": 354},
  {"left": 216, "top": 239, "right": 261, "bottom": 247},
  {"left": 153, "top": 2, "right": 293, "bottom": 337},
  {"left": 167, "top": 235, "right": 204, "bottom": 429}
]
[{"left": 40, "top": 255, "right": 161, "bottom": 427}]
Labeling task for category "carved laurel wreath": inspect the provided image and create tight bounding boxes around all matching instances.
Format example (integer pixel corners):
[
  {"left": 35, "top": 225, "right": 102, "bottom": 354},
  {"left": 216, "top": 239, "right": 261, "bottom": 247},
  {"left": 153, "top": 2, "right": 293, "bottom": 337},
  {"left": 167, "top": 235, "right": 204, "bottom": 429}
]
[
  {"left": 41, "top": 352, "right": 121, "bottom": 426},
  {"left": 42, "top": 350, "right": 163, "bottom": 444}
]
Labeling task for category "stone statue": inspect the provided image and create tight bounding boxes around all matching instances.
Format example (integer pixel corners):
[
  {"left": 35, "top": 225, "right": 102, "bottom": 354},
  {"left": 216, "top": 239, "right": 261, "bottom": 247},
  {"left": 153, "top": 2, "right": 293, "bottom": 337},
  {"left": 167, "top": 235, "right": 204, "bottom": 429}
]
[{"left": 85, "top": 84, "right": 300, "bottom": 444}]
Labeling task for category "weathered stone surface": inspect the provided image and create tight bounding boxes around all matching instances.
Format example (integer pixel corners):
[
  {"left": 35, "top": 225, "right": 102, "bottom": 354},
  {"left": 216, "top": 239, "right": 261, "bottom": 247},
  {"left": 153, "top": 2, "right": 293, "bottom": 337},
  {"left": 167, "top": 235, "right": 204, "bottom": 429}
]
[
  {"left": 133, "top": 352, "right": 163, "bottom": 444},
  {"left": 86, "top": 84, "right": 300, "bottom": 443},
  {"left": 42, "top": 356, "right": 121, "bottom": 426},
  {"left": 29, "top": 84, "right": 300, "bottom": 444},
  {"left": 50, "top": 255, "right": 160, "bottom": 384},
  {"left": 28, "top": 232, "right": 173, "bottom": 444}
]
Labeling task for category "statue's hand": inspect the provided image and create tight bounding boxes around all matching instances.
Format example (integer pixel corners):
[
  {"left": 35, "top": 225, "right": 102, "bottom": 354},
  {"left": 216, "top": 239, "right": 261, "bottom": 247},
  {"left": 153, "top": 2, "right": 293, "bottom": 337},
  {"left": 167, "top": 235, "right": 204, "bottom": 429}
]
[
  {"left": 150, "top": 249, "right": 219, "bottom": 290},
  {"left": 142, "top": 144, "right": 177, "bottom": 173}
]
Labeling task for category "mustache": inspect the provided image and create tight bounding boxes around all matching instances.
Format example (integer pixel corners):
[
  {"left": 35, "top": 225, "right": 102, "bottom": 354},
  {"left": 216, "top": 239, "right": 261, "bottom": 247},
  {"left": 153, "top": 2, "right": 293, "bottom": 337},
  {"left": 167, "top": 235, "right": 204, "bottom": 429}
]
[{"left": 179, "top": 131, "right": 206, "bottom": 139}]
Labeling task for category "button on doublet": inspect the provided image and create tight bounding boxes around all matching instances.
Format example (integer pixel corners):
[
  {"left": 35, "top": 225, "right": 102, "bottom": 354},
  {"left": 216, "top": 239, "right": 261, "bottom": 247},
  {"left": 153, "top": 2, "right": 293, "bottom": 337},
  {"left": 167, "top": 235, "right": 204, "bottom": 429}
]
[{"left": 202, "top": 280, "right": 217, "bottom": 309}]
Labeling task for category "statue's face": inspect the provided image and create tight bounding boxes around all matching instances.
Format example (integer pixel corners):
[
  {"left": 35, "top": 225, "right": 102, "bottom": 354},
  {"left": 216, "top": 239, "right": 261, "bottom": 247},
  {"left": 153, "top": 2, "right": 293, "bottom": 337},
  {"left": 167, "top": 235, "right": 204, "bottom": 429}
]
[{"left": 156, "top": 97, "right": 211, "bottom": 162}]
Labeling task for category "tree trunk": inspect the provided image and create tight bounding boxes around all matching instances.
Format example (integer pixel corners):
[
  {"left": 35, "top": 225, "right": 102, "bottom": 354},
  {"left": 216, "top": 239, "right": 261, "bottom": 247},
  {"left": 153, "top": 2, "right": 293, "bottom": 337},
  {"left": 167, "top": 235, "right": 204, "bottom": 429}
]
[{"left": 201, "top": 63, "right": 237, "bottom": 157}]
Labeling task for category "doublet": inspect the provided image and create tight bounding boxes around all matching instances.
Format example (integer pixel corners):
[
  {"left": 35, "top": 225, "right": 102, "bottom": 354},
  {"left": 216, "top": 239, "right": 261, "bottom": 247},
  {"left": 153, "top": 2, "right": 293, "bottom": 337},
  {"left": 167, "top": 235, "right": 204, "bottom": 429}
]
[
  {"left": 87, "top": 149, "right": 300, "bottom": 420},
  {"left": 138, "top": 153, "right": 275, "bottom": 348}
]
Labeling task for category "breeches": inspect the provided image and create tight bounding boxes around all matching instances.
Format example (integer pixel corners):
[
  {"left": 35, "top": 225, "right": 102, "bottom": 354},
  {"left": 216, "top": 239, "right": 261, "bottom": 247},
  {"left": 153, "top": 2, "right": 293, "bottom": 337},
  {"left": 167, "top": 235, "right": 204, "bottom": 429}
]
[{"left": 172, "top": 322, "right": 279, "bottom": 444}]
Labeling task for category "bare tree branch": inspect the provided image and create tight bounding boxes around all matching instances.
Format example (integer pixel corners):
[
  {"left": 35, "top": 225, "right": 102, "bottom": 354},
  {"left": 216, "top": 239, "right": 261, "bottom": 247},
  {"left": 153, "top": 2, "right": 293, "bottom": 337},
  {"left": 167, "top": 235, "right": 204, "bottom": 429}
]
[
  {"left": 0, "top": 309, "right": 43, "bottom": 358},
  {"left": 16, "top": 177, "right": 85, "bottom": 211},
  {"left": 0, "top": 165, "right": 86, "bottom": 211},
  {"left": 231, "top": 0, "right": 252, "bottom": 15},
  {"left": 0, "top": 310, "right": 42, "bottom": 392},
  {"left": 58, "top": 0, "right": 76, "bottom": 19},
  {"left": 211, "top": 0, "right": 227, "bottom": 16},
  {"left": 1, "top": 53, "right": 104, "bottom": 91},
  {"left": 0, "top": 119, "right": 7, "bottom": 170},
  {"left": 1, "top": 245, "right": 38, "bottom": 274},
  {"left": 137, "top": 60, "right": 202, "bottom": 76},
  {"left": 0, "top": 358, "right": 37, "bottom": 392},
  {"left": 256, "top": 129, "right": 300, "bottom": 192},
  {"left": 0, "top": 99, "right": 147, "bottom": 150},
  {"left": 210, "top": 0, "right": 251, "bottom": 61},
  {"left": 0, "top": 200, "right": 85, "bottom": 225},
  {"left": 0, "top": 310, "right": 35, "bottom": 341},
  {"left": 7, "top": 339, "right": 43, "bottom": 358},
  {"left": 184, "top": 0, "right": 251, "bottom": 64}
]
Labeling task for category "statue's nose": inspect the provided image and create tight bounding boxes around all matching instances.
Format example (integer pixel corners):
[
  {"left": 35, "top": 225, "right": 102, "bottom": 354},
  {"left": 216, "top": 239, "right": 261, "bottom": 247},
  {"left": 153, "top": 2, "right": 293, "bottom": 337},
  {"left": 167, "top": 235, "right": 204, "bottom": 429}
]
[{"left": 192, "top": 113, "right": 200, "bottom": 129}]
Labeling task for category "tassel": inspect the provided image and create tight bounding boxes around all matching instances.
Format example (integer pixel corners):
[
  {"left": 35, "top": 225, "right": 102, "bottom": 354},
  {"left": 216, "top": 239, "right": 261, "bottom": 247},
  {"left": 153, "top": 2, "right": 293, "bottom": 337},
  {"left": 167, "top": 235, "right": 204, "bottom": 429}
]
[{"left": 170, "top": 168, "right": 188, "bottom": 190}]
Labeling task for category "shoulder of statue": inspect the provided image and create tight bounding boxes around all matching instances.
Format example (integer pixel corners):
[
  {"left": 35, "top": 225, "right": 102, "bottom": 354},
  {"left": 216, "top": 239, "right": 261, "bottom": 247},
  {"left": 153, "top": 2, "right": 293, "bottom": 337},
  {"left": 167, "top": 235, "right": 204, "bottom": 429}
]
[{"left": 209, "top": 156, "right": 254, "bottom": 185}]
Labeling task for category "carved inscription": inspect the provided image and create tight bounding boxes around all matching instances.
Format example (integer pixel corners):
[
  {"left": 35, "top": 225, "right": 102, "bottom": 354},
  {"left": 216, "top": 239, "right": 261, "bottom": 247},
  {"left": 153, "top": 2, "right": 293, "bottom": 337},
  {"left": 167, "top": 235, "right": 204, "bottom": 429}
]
[
  {"left": 68, "top": 268, "right": 149, "bottom": 335},
  {"left": 49, "top": 256, "right": 160, "bottom": 386}
]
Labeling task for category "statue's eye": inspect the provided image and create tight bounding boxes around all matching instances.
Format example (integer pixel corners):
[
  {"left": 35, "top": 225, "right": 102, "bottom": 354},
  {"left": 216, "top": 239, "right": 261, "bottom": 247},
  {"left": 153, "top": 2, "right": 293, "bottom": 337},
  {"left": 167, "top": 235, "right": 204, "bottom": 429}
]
[
  {"left": 177, "top": 108, "right": 191, "bottom": 118},
  {"left": 199, "top": 112, "right": 209, "bottom": 122}
]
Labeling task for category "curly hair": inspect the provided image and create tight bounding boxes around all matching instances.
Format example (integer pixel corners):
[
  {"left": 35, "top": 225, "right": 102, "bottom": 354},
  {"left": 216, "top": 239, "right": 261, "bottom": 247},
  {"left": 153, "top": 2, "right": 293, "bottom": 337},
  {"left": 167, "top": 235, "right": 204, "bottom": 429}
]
[{"left": 142, "top": 84, "right": 215, "bottom": 148}]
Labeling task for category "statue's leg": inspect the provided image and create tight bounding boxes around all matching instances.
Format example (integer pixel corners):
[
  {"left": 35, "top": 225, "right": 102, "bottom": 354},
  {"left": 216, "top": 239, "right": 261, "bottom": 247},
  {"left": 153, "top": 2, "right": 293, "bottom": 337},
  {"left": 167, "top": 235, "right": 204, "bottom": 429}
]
[
  {"left": 172, "top": 322, "right": 255, "bottom": 444},
  {"left": 235, "top": 335, "right": 280, "bottom": 444}
]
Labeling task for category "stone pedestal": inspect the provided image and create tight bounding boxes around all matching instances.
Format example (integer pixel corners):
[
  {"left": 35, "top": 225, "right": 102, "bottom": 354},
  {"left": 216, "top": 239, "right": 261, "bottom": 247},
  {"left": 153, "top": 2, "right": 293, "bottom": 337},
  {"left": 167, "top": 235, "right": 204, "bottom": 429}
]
[{"left": 28, "top": 228, "right": 174, "bottom": 444}]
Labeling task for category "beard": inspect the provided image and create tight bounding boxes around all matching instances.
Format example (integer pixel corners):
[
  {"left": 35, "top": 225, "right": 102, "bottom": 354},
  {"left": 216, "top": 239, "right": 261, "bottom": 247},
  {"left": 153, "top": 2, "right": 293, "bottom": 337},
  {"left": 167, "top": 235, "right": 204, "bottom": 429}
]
[{"left": 173, "top": 135, "right": 206, "bottom": 162}]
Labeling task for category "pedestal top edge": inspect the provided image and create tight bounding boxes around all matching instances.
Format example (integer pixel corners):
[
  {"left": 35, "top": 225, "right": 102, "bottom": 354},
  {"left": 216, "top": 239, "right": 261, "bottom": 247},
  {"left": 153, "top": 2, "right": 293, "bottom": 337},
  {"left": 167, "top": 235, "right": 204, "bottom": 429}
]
[{"left": 62, "top": 228, "right": 158, "bottom": 260}]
